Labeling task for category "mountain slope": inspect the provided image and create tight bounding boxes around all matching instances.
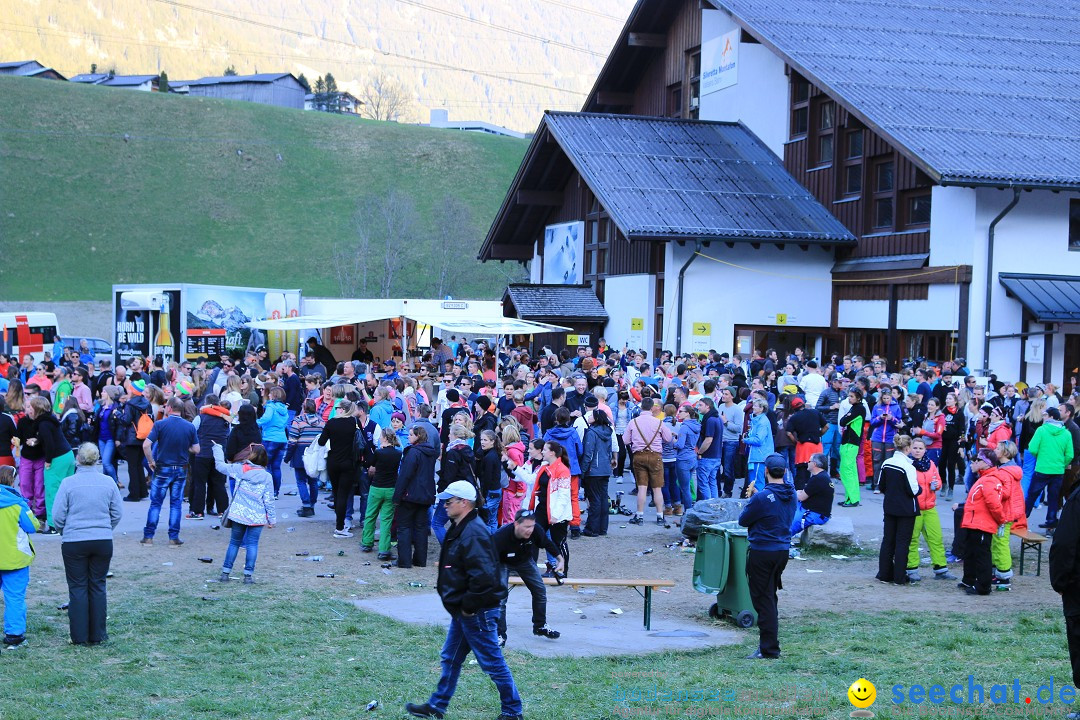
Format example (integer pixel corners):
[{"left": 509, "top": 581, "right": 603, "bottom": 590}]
[
  {"left": 1, "top": 0, "right": 637, "bottom": 131},
  {"left": 0, "top": 74, "right": 531, "bottom": 301}
]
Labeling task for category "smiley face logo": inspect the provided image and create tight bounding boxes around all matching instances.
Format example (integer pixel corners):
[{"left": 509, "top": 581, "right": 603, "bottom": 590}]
[{"left": 848, "top": 678, "right": 876, "bottom": 717}]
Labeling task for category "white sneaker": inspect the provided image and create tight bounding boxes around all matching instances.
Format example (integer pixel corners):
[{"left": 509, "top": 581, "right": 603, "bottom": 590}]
[{"left": 333, "top": 529, "right": 354, "bottom": 538}]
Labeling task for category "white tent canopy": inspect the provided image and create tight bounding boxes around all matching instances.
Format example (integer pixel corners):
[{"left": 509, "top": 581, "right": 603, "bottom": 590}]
[{"left": 248, "top": 311, "right": 569, "bottom": 335}]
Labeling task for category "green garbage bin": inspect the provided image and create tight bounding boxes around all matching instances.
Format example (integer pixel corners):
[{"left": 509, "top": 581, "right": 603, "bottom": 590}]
[{"left": 692, "top": 521, "right": 757, "bottom": 628}]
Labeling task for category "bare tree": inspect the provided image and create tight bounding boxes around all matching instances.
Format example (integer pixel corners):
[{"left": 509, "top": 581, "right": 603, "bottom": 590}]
[
  {"left": 432, "top": 194, "right": 474, "bottom": 298},
  {"left": 330, "top": 197, "right": 376, "bottom": 297},
  {"left": 376, "top": 190, "right": 418, "bottom": 297},
  {"left": 360, "top": 72, "right": 410, "bottom": 121}
]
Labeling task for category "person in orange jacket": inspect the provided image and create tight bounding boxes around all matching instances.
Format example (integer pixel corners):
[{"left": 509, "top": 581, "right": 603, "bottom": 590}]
[
  {"left": 959, "top": 449, "right": 1009, "bottom": 595},
  {"left": 980, "top": 405, "right": 1013, "bottom": 451},
  {"left": 906, "top": 437, "right": 956, "bottom": 581},
  {"left": 990, "top": 440, "right": 1024, "bottom": 590}
]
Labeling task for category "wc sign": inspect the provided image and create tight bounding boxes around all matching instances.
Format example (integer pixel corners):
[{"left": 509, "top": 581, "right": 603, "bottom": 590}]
[{"left": 701, "top": 29, "right": 739, "bottom": 95}]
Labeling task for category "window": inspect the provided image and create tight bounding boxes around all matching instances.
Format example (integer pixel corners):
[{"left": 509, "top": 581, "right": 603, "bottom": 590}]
[
  {"left": 812, "top": 99, "right": 835, "bottom": 166},
  {"left": 845, "top": 164, "right": 863, "bottom": 194},
  {"left": 819, "top": 135, "right": 834, "bottom": 164},
  {"left": 907, "top": 194, "right": 931, "bottom": 225},
  {"left": 847, "top": 130, "right": 863, "bottom": 158},
  {"left": 876, "top": 161, "right": 894, "bottom": 192},
  {"left": 820, "top": 102, "right": 834, "bottom": 130},
  {"left": 687, "top": 50, "right": 701, "bottom": 120},
  {"left": 667, "top": 84, "right": 682, "bottom": 118},
  {"left": 1071, "top": 200, "right": 1080, "bottom": 251},
  {"left": 790, "top": 76, "right": 809, "bottom": 138},
  {"left": 874, "top": 198, "right": 894, "bottom": 228}
]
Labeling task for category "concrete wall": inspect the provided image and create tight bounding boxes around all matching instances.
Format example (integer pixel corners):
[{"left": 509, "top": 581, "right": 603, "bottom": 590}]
[
  {"left": 661, "top": 242, "right": 833, "bottom": 354},
  {"left": 699, "top": 9, "right": 789, "bottom": 156}
]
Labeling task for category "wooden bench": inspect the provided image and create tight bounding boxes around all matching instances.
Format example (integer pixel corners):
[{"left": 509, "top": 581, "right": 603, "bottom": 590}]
[
  {"left": 1012, "top": 527, "right": 1049, "bottom": 576},
  {"left": 509, "top": 577, "right": 675, "bottom": 630}
]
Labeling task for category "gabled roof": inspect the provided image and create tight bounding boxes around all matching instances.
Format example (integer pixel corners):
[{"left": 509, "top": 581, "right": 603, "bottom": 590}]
[
  {"left": 1000, "top": 274, "right": 1080, "bottom": 323},
  {"left": 0, "top": 60, "right": 42, "bottom": 70},
  {"left": 479, "top": 112, "right": 855, "bottom": 260},
  {"left": 504, "top": 285, "right": 609, "bottom": 321},
  {"left": 707, "top": 0, "right": 1080, "bottom": 190},
  {"left": 185, "top": 73, "right": 297, "bottom": 86},
  {"left": 0, "top": 60, "right": 65, "bottom": 79},
  {"left": 69, "top": 73, "right": 110, "bottom": 84},
  {"left": 70, "top": 74, "right": 156, "bottom": 86}
]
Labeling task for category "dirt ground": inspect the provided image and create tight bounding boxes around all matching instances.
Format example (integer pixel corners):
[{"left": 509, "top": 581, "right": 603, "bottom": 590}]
[{"left": 24, "top": 469, "right": 1063, "bottom": 630}]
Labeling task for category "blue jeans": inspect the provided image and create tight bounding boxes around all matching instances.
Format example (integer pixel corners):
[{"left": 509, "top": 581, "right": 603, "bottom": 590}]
[
  {"left": 223, "top": 523, "right": 264, "bottom": 576},
  {"left": 429, "top": 607, "right": 523, "bottom": 716},
  {"left": 484, "top": 491, "right": 502, "bottom": 533},
  {"left": 431, "top": 501, "right": 450, "bottom": 543},
  {"left": 144, "top": 464, "right": 187, "bottom": 540},
  {"left": 294, "top": 464, "right": 319, "bottom": 508},
  {"left": 662, "top": 462, "right": 676, "bottom": 506},
  {"left": 720, "top": 440, "right": 739, "bottom": 495},
  {"left": 821, "top": 424, "right": 840, "bottom": 473},
  {"left": 748, "top": 462, "right": 766, "bottom": 492},
  {"left": 696, "top": 457, "right": 720, "bottom": 500},
  {"left": 791, "top": 509, "right": 830, "bottom": 537},
  {"left": 675, "top": 457, "right": 696, "bottom": 508},
  {"left": 0, "top": 566, "right": 29, "bottom": 637},
  {"left": 98, "top": 439, "right": 118, "bottom": 484},
  {"left": 263, "top": 441, "right": 286, "bottom": 497}
]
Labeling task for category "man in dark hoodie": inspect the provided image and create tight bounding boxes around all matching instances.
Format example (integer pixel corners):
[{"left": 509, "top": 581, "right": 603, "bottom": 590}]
[
  {"left": 1049, "top": 480, "right": 1080, "bottom": 712},
  {"left": 738, "top": 453, "right": 796, "bottom": 660}
]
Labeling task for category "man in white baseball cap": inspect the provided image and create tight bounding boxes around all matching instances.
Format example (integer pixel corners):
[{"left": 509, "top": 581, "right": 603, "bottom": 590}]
[{"left": 406, "top": 480, "right": 522, "bottom": 720}]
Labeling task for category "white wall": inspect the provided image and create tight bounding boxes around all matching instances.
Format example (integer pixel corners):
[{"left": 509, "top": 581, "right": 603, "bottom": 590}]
[
  {"left": 699, "top": 9, "right": 790, "bottom": 156},
  {"left": 603, "top": 275, "right": 654, "bottom": 352},
  {"left": 660, "top": 242, "right": 833, "bottom": 354},
  {"left": 966, "top": 187, "right": 1080, "bottom": 381}
]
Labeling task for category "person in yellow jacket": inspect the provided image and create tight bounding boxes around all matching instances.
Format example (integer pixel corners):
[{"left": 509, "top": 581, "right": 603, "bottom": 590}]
[
  {"left": 906, "top": 437, "right": 956, "bottom": 581},
  {"left": 0, "top": 465, "right": 38, "bottom": 649}
]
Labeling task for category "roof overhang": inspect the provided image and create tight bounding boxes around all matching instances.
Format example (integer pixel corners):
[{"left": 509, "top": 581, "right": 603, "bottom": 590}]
[
  {"left": 248, "top": 312, "right": 569, "bottom": 335},
  {"left": 999, "top": 273, "right": 1080, "bottom": 323}
]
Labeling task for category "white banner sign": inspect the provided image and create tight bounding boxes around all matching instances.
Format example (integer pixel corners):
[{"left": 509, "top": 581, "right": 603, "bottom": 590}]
[{"left": 701, "top": 29, "right": 739, "bottom": 96}]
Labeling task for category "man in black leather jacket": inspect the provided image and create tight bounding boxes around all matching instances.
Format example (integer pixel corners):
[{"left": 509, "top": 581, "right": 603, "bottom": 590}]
[{"left": 406, "top": 480, "right": 523, "bottom": 720}]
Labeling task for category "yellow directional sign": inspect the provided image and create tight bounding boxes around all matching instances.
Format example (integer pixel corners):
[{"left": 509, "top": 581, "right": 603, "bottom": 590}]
[
  {"left": 692, "top": 322, "right": 711, "bottom": 336},
  {"left": 776, "top": 314, "right": 788, "bottom": 326},
  {"left": 630, "top": 318, "right": 644, "bottom": 331}
]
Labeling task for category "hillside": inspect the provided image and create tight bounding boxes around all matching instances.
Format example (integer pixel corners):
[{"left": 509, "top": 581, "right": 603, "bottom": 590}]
[
  {"left": 1, "top": 0, "right": 637, "bottom": 131},
  {"left": 0, "top": 74, "right": 532, "bottom": 301}
]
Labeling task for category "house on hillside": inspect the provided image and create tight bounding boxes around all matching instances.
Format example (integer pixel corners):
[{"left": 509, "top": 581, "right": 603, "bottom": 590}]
[
  {"left": 169, "top": 73, "right": 305, "bottom": 109},
  {"left": 479, "top": 0, "right": 1080, "bottom": 386},
  {"left": 428, "top": 110, "right": 527, "bottom": 139},
  {"left": 0, "top": 60, "right": 66, "bottom": 80},
  {"left": 69, "top": 74, "right": 159, "bottom": 91},
  {"left": 304, "top": 91, "right": 362, "bottom": 114}
]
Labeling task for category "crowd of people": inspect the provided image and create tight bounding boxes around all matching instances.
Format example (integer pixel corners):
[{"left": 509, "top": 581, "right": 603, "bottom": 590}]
[{"left": 1, "top": 337, "right": 1078, "bottom": 717}]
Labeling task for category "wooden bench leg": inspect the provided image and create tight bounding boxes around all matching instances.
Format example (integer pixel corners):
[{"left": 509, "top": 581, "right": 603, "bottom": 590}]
[
  {"left": 1019, "top": 541, "right": 1026, "bottom": 576},
  {"left": 644, "top": 586, "right": 652, "bottom": 631},
  {"left": 1036, "top": 543, "right": 1042, "bottom": 577}
]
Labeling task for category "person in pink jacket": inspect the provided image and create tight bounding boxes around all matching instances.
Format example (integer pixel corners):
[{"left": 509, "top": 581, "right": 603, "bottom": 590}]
[{"left": 906, "top": 437, "right": 955, "bottom": 581}]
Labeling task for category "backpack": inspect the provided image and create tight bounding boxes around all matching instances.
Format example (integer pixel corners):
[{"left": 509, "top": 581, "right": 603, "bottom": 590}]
[
  {"left": 352, "top": 425, "right": 370, "bottom": 466},
  {"left": 135, "top": 410, "right": 154, "bottom": 441}
]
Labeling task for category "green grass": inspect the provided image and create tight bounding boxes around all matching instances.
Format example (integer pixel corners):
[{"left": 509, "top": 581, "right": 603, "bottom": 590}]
[
  {"left": 0, "top": 75, "right": 529, "bottom": 301},
  {"left": 5, "top": 584, "right": 1074, "bottom": 720}
]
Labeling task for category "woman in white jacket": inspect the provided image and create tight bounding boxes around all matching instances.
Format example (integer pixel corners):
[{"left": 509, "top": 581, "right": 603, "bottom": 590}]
[{"left": 212, "top": 442, "right": 276, "bottom": 584}]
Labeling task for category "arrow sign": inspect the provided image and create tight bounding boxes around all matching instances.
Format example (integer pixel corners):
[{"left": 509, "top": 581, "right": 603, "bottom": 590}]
[{"left": 692, "top": 322, "right": 711, "bottom": 336}]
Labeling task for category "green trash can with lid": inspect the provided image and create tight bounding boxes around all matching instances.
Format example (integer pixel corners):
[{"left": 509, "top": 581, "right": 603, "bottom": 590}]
[{"left": 692, "top": 521, "right": 757, "bottom": 628}]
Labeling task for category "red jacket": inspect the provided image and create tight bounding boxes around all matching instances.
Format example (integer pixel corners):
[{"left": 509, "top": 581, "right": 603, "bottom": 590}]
[
  {"left": 994, "top": 464, "right": 1026, "bottom": 529},
  {"left": 915, "top": 462, "right": 941, "bottom": 511},
  {"left": 961, "top": 469, "right": 1008, "bottom": 534},
  {"left": 984, "top": 422, "right": 1012, "bottom": 451}
]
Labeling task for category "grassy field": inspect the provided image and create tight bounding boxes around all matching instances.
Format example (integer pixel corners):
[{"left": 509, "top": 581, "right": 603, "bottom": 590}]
[
  {"left": 5, "top": 584, "right": 1073, "bottom": 720},
  {"left": 0, "top": 75, "right": 529, "bottom": 301}
]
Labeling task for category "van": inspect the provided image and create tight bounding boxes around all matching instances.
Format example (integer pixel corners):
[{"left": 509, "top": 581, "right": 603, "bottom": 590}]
[
  {"left": 59, "top": 336, "right": 114, "bottom": 366},
  {"left": 0, "top": 312, "right": 60, "bottom": 364}
]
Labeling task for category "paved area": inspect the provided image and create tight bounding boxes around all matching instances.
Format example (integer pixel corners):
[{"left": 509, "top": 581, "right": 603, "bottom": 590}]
[{"left": 355, "top": 589, "right": 740, "bottom": 657}]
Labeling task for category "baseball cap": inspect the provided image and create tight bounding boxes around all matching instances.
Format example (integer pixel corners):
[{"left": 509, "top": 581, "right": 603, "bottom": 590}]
[
  {"left": 764, "top": 453, "right": 787, "bottom": 471},
  {"left": 384, "top": 359, "right": 396, "bottom": 367},
  {"left": 790, "top": 397, "right": 805, "bottom": 409},
  {"left": 437, "top": 480, "right": 477, "bottom": 502}
]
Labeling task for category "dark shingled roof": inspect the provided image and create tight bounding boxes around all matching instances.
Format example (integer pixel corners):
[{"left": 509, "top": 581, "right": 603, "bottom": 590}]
[
  {"left": 504, "top": 284, "right": 610, "bottom": 321},
  {"left": 184, "top": 73, "right": 297, "bottom": 86},
  {"left": 708, "top": 0, "right": 1080, "bottom": 190},
  {"left": 544, "top": 112, "right": 856, "bottom": 243},
  {"left": 999, "top": 274, "right": 1080, "bottom": 323}
]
